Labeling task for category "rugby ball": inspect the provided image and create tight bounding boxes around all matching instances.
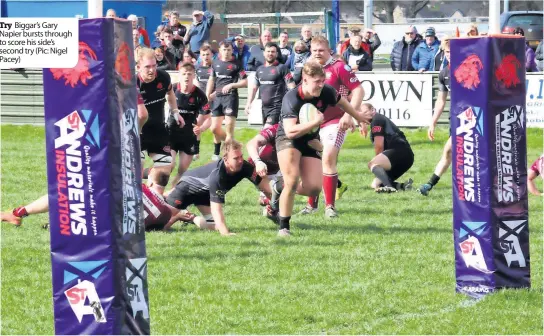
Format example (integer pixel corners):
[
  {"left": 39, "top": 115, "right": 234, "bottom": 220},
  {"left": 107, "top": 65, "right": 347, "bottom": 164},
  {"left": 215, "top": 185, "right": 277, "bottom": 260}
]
[{"left": 299, "top": 103, "right": 320, "bottom": 134}]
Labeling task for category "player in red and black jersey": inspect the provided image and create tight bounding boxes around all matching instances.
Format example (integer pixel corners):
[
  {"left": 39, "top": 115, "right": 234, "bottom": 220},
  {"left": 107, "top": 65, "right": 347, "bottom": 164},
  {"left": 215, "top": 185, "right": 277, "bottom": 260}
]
[
  {"left": 1, "top": 184, "right": 197, "bottom": 231},
  {"left": 167, "top": 62, "right": 211, "bottom": 191},
  {"left": 206, "top": 40, "right": 248, "bottom": 161},
  {"left": 245, "top": 42, "right": 296, "bottom": 127},
  {"left": 275, "top": 62, "right": 366, "bottom": 236},
  {"left": 136, "top": 48, "right": 185, "bottom": 194},
  {"left": 361, "top": 103, "right": 414, "bottom": 193},
  {"left": 528, "top": 155, "right": 544, "bottom": 196}
]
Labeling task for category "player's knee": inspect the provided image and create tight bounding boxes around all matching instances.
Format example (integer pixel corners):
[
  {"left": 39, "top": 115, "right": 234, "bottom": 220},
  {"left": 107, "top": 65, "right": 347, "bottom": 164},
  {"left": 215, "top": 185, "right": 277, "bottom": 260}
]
[
  {"left": 283, "top": 176, "right": 299, "bottom": 192},
  {"left": 150, "top": 153, "right": 173, "bottom": 168}
]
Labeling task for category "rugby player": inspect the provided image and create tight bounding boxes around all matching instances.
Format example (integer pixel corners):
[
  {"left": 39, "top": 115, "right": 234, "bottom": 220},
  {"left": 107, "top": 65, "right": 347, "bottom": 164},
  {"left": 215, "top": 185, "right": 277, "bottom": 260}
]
[
  {"left": 528, "top": 154, "right": 544, "bottom": 196},
  {"left": 206, "top": 40, "right": 248, "bottom": 161},
  {"left": 167, "top": 62, "right": 211, "bottom": 191},
  {"left": 245, "top": 42, "right": 296, "bottom": 128},
  {"left": 166, "top": 139, "right": 272, "bottom": 235},
  {"left": 301, "top": 36, "right": 365, "bottom": 218},
  {"left": 417, "top": 38, "right": 452, "bottom": 196},
  {"left": 1, "top": 184, "right": 197, "bottom": 231},
  {"left": 276, "top": 62, "right": 367, "bottom": 236},
  {"left": 360, "top": 103, "right": 414, "bottom": 193},
  {"left": 192, "top": 45, "right": 215, "bottom": 161},
  {"left": 246, "top": 123, "right": 322, "bottom": 217},
  {"left": 137, "top": 48, "right": 185, "bottom": 194}
]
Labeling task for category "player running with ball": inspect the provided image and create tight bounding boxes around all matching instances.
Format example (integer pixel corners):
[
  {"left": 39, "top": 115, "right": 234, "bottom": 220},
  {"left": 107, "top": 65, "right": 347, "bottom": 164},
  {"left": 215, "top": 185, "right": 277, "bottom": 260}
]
[
  {"left": 275, "top": 62, "right": 367, "bottom": 236},
  {"left": 301, "top": 36, "right": 365, "bottom": 218}
]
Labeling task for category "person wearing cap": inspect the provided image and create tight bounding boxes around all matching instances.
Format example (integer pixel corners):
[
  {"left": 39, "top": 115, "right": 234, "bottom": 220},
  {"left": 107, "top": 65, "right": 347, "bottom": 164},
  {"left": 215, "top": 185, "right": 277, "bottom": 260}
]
[
  {"left": 338, "top": 26, "right": 362, "bottom": 55},
  {"left": 361, "top": 27, "right": 381, "bottom": 67},
  {"left": 390, "top": 25, "right": 422, "bottom": 71},
  {"left": 184, "top": 10, "right": 215, "bottom": 54},
  {"left": 167, "top": 11, "right": 187, "bottom": 50},
  {"left": 514, "top": 27, "right": 538, "bottom": 72},
  {"left": 226, "top": 34, "right": 251, "bottom": 70},
  {"left": 411, "top": 27, "right": 441, "bottom": 72},
  {"left": 128, "top": 14, "right": 150, "bottom": 47}
]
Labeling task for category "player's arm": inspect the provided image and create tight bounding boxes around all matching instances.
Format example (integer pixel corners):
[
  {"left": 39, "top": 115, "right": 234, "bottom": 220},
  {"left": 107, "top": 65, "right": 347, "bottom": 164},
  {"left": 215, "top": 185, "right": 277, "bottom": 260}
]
[
  {"left": 210, "top": 201, "right": 232, "bottom": 236},
  {"left": 206, "top": 70, "right": 216, "bottom": 100},
  {"left": 337, "top": 97, "right": 366, "bottom": 125},
  {"left": 246, "top": 134, "right": 269, "bottom": 176},
  {"left": 429, "top": 91, "right": 448, "bottom": 141},
  {"left": 245, "top": 74, "right": 259, "bottom": 114},
  {"left": 230, "top": 77, "right": 248, "bottom": 90},
  {"left": 373, "top": 136, "right": 385, "bottom": 155},
  {"left": 527, "top": 169, "right": 542, "bottom": 196},
  {"left": 283, "top": 66, "right": 296, "bottom": 89},
  {"left": 195, "top": 113, "right": 211, "bottom": 133},
  {"left": 137, "top": 93, "right": 148, "bottom": 132},
  {"left": 283, "top": 116, "right": 322, "bottom": 139}
]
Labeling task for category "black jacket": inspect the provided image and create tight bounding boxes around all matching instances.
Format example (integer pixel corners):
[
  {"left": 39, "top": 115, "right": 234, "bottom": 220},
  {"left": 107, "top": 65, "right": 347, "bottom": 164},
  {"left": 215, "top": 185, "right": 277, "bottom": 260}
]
[{"left": 390, "top": 34, "right": 422, "bottom": 71}]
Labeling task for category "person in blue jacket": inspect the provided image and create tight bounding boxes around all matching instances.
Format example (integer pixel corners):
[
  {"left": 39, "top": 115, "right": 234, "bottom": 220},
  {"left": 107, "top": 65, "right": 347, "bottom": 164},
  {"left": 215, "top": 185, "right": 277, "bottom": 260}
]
[
  {"left": 231, "top": 35, "right": 251, "bottom": 70},
  {"left": 183, "top": 10, "right": 215, "bottom": 54},
  {"left": 412, "top": 27, "right": 441, "bottom": 72}
]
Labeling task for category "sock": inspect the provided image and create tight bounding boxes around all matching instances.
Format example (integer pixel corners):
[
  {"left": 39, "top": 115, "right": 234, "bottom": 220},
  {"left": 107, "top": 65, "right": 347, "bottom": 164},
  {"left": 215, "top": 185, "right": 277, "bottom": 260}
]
[
  {"left": 393, "top": 181, "right": 404, "bottom": 190},
  {"left": 337, "top": 179, "right": 343, "bottom": 188},
  {"left": 270, "top": 179, "right": 284, "bottom": 211},
  {"left": 13, "top": 206, "right": 28, "bottom": 218},
  {"left": 429, "top": 174, "right": 440, "bottom": 187},
  {"left": 323, "top": 173, "right": 338, "bottom": 207},
  {"left": 194, "top": 140, "right": 200, "bottom": 155},
  {"left": 307, "top": 195, "right": 319, "bottom": 209},
  {"left": 279, "top": 216, "right": 291, "bottom": 230},
  {"left": 371, "top": 166, "right": 392, "bottom": 188},
  {"left": 214, "top": 142, "right": 221, "bottom": 155}
]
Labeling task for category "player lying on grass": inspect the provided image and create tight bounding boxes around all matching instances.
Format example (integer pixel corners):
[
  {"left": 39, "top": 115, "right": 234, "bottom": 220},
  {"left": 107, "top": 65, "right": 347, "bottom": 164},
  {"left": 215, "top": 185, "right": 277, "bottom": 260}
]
[
  {"left": 1, "top": 184, "right": 199, "bottom": 231},
  {"left": 245, "top": 123, "right": 323, "bottom": 219},
  {"left": 165, "top": 139, "right": 273, "bottom": 236},
  {"left": 359, "top": 103, "right": 414, "bottom": 193},
  {"left": 528, "top": 154, "right": 544, "bottom": 196}
]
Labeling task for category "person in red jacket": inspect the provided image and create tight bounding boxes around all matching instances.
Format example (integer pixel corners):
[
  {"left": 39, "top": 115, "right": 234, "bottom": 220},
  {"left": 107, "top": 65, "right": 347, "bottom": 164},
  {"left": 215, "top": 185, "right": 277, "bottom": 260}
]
[{"left": 128, "top": 14, "right": 150, "bottom": 47}]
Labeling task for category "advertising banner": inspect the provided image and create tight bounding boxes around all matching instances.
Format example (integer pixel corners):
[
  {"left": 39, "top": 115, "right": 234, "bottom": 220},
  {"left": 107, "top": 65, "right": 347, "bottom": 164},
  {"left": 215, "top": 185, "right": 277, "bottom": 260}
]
[
  {"left": 525, "top": 73, "right": 543, "bottom": 128},
  {"left": 43, "top": 18, "right": 150, "bottom": 334},
  {"left": 450, "top": 36, "right": 530, "bottom": 298},
  {"left": 355, "top": 73, "right": 433, "bottom": 127}
]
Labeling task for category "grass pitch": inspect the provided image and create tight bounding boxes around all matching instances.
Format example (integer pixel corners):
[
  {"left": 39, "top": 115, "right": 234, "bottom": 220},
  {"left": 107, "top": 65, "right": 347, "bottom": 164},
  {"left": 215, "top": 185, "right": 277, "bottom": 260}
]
[{"left": 1, "top": 125, "right": 542, "bottom": 334}]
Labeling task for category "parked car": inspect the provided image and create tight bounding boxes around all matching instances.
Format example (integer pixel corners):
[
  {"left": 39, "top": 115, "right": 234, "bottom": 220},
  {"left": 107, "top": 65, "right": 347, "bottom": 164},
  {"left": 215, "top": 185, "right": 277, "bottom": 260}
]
[{"left": 501, "top": 11, "right": 543, "bottom": 50}]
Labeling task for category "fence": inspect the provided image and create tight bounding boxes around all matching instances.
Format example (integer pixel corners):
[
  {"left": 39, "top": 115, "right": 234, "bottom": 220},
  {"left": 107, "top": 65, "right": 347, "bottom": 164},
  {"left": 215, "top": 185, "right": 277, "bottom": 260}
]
[{"left": 1, "top": 69, "right": 541, "bottom": 128}]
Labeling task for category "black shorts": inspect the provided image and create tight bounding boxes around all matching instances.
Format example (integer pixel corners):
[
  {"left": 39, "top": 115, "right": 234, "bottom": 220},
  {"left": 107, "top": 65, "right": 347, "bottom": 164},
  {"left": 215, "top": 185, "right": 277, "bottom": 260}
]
[
  {"left": 212, "top": 94, "right": 239, "bottom": 117},
  {"left": 141, "top": 125, "right": 170, "bottom": 156},
  {"left": 276, "top": 135, "right": 322, "bottom": 160},
  {"left": 169, "top": 132, "right": 198, "bottom": 155},
  {"left": 262, "top": 104, "right": 281, "bottom": 125},
  {"left": 166, "top": 181, "right": 211, "bottom": 209},
  {"left": 382, "top": 147, "right": 414, "bottom": 182}
]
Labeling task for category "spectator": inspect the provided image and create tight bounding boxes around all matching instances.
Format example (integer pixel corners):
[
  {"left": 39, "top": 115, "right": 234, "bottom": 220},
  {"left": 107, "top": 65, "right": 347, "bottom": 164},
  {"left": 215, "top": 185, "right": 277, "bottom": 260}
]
[
  {"left": 536, "top": 41, "right": 543, "bottom": 72},
  {"left": 411, "top": 27, "right": 441, "bottom": 72},
  {"left": 335, "top": 40, "right": 343, "bottom": 57},
  {"left": 106, "top": 9, "right": 116, "bottom": 18},
  {"left": 155, "top": 47, "right": 175, "bottom": 71},
  {"left": 390, "top": 25, "right": 422, "bottom": 71},
  {"left": 434, "top": 36, "right": 450, "bottom": 71},
  {"left": 128, "top": 14, "right": 150, "bottom": 47},
  {"left": 514, "top": 27, "right": 538, "bottom": 72},
  {"left": 339, "top": 26, "right": 362, "bottom": 55},
  {"left": 184, "top": 10, "right": 215, "bottom": 54},
  {"left": 247, "top": 30, "right": 283, "bottom": 70},
  {"left": 278, "top": 31, "right": 292, "bottom": 60},
  {"left": 287, "top": 40, "right": 311, "bottom": 84},
  {"left": 466, "top": 24, "right": 479, "bottom": 36},
  {"left": 232, "top": 35, "right": 251, "bottom": 70},
  {"left": 162, "top": 28, "right": 182, "bottom": 68},
  {"left": 150, "top": 25, "right": 165, "bottom": 49},
  {"left": 182, "top": 50, "right": 198, "bottom": 65},
  {"left": 342, "top": 34, "right": 372, "bottom": 71},
  {"left": 300, "top": 25, "right": 313, "bottom": 50},
  {"left": 167, "top": 11, "right": 187, "bottom": 50},
  {"left": 133, "top": 29, "right": 145, "bottom": 57},
  {"left": 361, "top": 28, "right": 381, "bottom": 69}
]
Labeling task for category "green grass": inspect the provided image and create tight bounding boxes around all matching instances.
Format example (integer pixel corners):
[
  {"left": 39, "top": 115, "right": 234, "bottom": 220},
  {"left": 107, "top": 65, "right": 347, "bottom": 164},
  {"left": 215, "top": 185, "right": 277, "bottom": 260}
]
[{"left": 1, "top": 125, "right": 542, "bottom": 335}]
